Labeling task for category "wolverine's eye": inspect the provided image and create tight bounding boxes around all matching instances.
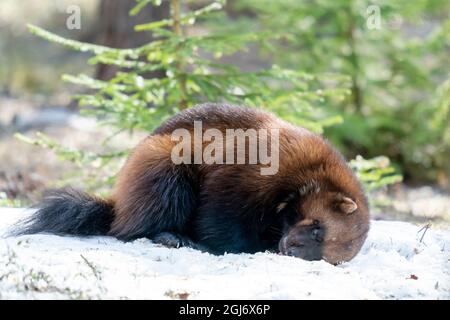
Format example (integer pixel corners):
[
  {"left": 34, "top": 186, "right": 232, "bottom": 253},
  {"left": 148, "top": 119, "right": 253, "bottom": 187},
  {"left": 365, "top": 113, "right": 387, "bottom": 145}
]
[
  {"left": 284, "top": 210, "right": 298, "bottom": 226},
  {"left": 313, "top": 219, "right": 320, "bottom": 225}
]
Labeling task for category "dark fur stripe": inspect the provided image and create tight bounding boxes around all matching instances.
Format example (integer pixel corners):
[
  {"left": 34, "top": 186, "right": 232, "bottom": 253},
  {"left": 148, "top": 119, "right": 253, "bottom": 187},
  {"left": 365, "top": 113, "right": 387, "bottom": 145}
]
[{"left": 109, "top": 162, "right": 197, "bottom": 240}]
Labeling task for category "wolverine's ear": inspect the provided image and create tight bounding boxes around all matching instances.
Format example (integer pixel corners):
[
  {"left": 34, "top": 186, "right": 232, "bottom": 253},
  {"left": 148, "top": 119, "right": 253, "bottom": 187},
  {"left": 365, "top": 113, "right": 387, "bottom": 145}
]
[{"left": 336, "top": 195, "right": 357, "bottom": 214}]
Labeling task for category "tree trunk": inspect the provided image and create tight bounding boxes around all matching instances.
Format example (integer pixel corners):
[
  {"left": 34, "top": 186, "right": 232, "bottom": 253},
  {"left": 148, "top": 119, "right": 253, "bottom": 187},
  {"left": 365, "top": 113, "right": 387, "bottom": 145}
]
[{"left": 95, "top": 0, "right": 170, "bottom": 80}]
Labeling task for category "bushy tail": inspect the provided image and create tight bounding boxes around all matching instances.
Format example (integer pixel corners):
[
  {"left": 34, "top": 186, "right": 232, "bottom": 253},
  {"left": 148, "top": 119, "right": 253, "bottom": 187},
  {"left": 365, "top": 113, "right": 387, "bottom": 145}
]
[{"left": 13, "top": 188, "right": 114, "bottom": 236}]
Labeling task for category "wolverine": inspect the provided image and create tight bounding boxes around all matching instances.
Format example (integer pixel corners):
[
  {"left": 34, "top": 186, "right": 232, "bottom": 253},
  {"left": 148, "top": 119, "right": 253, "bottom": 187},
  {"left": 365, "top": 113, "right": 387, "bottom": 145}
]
[{"left": 14, "top": 103, "right": 370, "bottom": 264}]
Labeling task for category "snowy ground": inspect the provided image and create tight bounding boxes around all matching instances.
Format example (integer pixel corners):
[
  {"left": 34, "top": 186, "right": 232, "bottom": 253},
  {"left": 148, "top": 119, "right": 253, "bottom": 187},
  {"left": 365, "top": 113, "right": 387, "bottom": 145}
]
[{"left": 0, "top": 208, "right": 449, "bottom": 300}]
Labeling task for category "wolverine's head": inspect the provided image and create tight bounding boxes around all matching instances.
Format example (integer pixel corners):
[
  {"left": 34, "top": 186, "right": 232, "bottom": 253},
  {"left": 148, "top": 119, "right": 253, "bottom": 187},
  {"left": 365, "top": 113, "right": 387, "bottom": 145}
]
[{"left": 276, "top": 186, "right": 370, "bottom": 264}]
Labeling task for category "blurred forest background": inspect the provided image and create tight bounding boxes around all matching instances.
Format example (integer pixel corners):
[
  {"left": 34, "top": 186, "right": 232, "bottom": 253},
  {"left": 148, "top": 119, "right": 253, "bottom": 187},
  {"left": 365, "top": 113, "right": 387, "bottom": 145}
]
[{"left": 0, "top": 0, "right": 449, "bottom": 227}]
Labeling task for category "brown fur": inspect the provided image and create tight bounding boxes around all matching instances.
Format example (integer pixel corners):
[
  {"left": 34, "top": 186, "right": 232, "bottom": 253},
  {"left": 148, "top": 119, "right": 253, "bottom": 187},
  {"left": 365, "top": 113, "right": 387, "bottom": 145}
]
[{"left": 107, "top": 103, "right": 370, "bottom": 264}]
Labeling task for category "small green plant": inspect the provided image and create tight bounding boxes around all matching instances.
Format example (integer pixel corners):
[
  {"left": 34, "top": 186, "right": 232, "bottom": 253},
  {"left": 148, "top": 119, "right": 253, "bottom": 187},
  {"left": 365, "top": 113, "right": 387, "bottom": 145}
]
[
  {"left": 0, "top": 192, "right": 23, "bottom": 208},
  {"left": 350, "top": 155, "right": 402, "bottom": 193}
]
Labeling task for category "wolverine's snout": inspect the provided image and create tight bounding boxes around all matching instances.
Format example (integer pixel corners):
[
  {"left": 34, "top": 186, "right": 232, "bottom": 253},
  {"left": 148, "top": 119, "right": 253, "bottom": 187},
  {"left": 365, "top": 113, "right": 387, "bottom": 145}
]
[{"left": 279, "top": 223, "right": 324, "bottom": 261}]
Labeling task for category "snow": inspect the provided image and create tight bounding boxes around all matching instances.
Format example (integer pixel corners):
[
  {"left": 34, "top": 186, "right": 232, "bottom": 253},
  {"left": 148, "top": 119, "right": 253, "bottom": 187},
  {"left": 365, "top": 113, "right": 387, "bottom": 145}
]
[{"left": 0, "top": 208, "right": 449, "bottom": 300}]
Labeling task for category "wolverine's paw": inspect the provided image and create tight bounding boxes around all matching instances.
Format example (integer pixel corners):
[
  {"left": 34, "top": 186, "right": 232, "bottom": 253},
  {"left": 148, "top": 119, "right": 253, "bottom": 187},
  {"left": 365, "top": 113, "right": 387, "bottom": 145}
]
[
  {"left": 152, "top": 232, "right": 208, "bottom": 252},
  {"left": 152, "top": 232, "right": 185, "bottom": 248}
]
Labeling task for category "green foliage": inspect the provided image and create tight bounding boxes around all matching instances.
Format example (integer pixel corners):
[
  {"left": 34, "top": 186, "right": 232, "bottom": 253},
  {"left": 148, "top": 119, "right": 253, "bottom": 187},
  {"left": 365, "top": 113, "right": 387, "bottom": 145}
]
[
  {"left": 14, "top": 132, "right": 125, "bottom": 193},
  {"left": 230, "top": 0, "right": 450, "bottom": 184},
  {"left": 19, "top": 0, "right": 402, "bottom": 194},
  {"left": 16, "top": 132, "right": 126, "bottom": 167},
  {"left": 26, "top": 0, "right": 347, "bottom": 134},
  {"left": 350, "top": 155, "right": 403, "bottom": 193}
]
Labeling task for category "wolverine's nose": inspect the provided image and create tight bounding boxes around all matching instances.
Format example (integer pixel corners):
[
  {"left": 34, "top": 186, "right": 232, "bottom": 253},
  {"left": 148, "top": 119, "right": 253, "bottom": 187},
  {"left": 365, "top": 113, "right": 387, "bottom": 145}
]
[
  {"left": 280, "top": 224, "right": 324, "bottom": 261},
  {"left": 311, "top": 225, "right": 324, "bottom": 242},
  {"left": 289, "top": 224, "right": 324, "bottom": 244}
]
